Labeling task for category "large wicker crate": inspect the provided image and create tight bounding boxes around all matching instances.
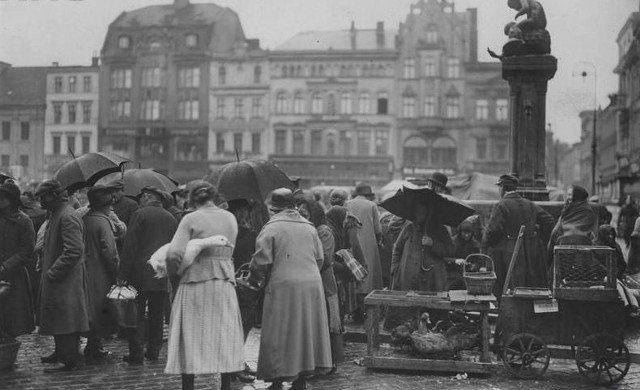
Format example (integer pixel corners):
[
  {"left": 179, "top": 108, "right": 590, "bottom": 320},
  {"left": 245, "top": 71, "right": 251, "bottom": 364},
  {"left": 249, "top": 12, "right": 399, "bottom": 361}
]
[{"left": 553, "top": 245, "right": 617, "bottom": 301}]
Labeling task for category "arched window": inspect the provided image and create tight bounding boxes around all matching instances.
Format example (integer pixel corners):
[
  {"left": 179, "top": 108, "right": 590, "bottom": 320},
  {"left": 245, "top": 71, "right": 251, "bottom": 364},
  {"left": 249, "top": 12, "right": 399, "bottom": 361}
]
[
  {"left": 275, "top": 92, "right": 288, "bottom": 114},
  {"left": 403, "top": 136, "right": 429, "bottom": 165},
  {"left": 431, "top": 137, "right": 457, "bottom": 167},
  {"left": 358, "top": 93, "right": 370, "bottom": 114},
  {"left": 311, "top": 92, "right": 323, "bottom": 114},
  {"left": 293, "top": 93, "right": 305, "bottom": 114},
  {"left": 340, "top": 93, "right": 352, "bottom": 114}
]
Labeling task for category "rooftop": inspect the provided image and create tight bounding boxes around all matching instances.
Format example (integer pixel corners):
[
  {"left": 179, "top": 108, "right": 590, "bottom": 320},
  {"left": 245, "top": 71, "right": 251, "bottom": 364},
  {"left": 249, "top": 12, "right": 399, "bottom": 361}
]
[
  {"left": 0, "top": 65, "right": 47, "bottom": 106},
  {"left": 276, "top": 29, "right": 398, "bottom": 52}
]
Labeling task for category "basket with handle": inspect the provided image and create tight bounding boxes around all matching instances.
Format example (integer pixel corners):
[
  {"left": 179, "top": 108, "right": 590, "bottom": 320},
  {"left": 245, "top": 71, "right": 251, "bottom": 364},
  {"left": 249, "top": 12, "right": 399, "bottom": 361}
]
[{"left": 463, "top": 254, "right": 496, "bottom": 295}]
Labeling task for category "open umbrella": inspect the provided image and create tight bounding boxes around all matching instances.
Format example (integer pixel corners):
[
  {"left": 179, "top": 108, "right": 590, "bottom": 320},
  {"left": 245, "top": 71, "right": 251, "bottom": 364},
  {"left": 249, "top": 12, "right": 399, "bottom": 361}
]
[
  {"left": 212, "top": 159, "right": 294, "bottom": 202},
  {"left": 0, "top": 172, "right": 15, "bottom": 184},
  {"left": 122, "top": 168, "right": 178, "bottom": 197},
  {"left": 379, "top": 186, "right": 475, "bottom": 227},
  {"left": 54, "top": 152, "right": 130, "bottom": 191}
]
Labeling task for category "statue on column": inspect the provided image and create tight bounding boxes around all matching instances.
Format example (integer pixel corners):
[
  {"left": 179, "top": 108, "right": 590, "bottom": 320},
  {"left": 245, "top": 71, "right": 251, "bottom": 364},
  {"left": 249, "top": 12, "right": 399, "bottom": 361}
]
[{"left": 488, "top": 0, "right": 550, "bottom": 60}]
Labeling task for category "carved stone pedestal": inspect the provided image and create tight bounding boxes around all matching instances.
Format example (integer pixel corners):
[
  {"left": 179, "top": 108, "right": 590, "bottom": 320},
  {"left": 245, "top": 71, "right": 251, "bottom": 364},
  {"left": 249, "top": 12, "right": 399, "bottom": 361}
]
[{"left": 502, "top": 54, "right": 557, "bottom": 201}]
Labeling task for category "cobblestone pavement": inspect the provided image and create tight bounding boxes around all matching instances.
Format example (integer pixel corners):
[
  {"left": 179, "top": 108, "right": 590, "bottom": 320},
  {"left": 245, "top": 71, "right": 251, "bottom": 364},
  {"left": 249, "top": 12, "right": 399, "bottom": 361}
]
[{"left": 2, "top": 322, "right": 640, "bottom": 390}]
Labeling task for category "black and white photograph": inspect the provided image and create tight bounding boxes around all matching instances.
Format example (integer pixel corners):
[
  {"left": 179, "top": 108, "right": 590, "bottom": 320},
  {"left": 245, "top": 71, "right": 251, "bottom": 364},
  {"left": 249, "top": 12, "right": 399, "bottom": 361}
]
[{"left": 1, "top": 0, "right": 640, "bottom": 389}]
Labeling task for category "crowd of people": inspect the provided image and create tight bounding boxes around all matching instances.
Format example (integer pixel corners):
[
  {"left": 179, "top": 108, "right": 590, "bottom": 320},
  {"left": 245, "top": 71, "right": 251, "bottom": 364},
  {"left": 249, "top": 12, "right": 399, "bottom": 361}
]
[{"left": 2, "top": 170, "right": 640, "bottom": 389}]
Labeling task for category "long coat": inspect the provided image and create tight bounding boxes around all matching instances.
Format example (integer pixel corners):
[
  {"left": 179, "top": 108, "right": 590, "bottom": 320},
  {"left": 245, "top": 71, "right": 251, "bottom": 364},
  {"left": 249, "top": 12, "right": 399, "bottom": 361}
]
[
  {"left": 391, "top": 221, "right": 454, "bottom": 292},
  {"left": 250, "top": 209, "right": 332, "bottom": 381},
  {"left": 112, "top": 195, "right": 138, "bottom": 226},
  {"left": 483, "top": 192, "right": 554, "bottom": 297},
  {"left": 120, "top": 202, "right": 177, "bottom": 292},
  {"left": 0, "top": 209, "right": 35, "bottom": 337},
  {"left": 346, "top": 196, "right": 382, "bottom": 293},
  {"left": 83, "top": 210, "right": 119, "bottom": 337},
  {"left": 39, "top": 202, "right": 90, "bottom": 335}
]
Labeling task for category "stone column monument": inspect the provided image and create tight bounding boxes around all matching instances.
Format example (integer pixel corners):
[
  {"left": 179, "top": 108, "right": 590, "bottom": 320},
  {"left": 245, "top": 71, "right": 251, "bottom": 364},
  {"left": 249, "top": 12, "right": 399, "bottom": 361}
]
[{"left": 489, "top": 0, "right": 557, "bottom": 201}]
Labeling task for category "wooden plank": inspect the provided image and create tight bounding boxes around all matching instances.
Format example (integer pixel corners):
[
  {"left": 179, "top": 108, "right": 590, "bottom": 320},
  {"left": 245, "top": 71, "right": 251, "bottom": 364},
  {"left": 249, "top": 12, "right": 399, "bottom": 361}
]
[
  {"left": 365, "top": 295, "right": 491, "bottom": 311},
  {"left": 554, "top": 288, "right": 618, "bottom": 302},
  {"left": 449, "top": 290, "right": 497, "bottom": 302},
  {"left": 481, "top": 311, "right": 490, "bottom": 363},
  {"left": 362, "top": 356, "right": 494, "bottom": 374},
  {"left": 366, "top": 305, "right": 376, "bottom": 356}
]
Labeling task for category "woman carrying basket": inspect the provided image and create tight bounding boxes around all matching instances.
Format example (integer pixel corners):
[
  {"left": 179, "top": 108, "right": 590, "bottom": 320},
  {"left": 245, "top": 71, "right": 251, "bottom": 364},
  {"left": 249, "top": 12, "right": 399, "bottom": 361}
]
[{"left": 164, "top": 182, "right": 244, "bottom": 390}]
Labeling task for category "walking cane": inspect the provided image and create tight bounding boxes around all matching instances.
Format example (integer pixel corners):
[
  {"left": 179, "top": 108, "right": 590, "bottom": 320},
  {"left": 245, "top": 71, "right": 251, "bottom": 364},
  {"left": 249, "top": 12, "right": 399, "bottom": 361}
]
[{"left": 502, "top": 225, "right": 526, "bottom": 296}]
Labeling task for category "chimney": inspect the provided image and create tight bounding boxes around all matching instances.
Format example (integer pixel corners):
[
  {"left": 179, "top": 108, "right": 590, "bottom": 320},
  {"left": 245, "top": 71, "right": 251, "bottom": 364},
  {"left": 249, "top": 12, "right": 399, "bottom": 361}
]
[
  {"left": 350, "top": 21, "right": 357, "bottom": 49},
  {"left": 376, "top": 21, "right": 385, "bottom": 47},
  {"left": 174, "top": 0, "right": 189, "bottom": 9},
  {"left": 468, "top": 8, "right": 478, "bottom": 63},
  {"left": 91, "top": 52, "right": 100, "bottom": 67}
]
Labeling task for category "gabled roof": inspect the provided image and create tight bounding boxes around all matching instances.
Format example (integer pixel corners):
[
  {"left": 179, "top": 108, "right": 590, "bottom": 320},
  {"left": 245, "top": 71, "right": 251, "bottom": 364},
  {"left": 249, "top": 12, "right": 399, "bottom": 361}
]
[
  {"left": 0, "top": 66, "right": 47, "bottom": 106},
  {"left": 276, "top": 29, "right": 398, "bottom": 52}
]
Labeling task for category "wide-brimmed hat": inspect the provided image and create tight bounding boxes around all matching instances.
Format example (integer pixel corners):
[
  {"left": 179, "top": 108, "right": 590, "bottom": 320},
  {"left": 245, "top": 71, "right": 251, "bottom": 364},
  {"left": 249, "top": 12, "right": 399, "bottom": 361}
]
[
  {"left": 34, "top": 179, "right": 64, "bottom": 197},
  {"left": 0, "top": 182, "right": 25, "bottom": 207},
  {"left": 269, "top": 188, "right": 295, "bottom": 213},
  {"left": 495, "top": 174, "right": 519, "bottom": 187},
  {"left": 354, "top": 183, "right": 374, "bottom": 197},
  {"left": 427, "top": 172, "right": 449, "bottom": 189},
  {"left": 87, "top": 185, "right": 113, "bottom": 208}
]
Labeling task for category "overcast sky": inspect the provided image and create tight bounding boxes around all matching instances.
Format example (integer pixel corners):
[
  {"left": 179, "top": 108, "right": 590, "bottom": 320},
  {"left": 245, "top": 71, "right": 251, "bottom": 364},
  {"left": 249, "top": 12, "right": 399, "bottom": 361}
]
[{"left": 1, "top": 0, "right": 637, "bottom": 144}]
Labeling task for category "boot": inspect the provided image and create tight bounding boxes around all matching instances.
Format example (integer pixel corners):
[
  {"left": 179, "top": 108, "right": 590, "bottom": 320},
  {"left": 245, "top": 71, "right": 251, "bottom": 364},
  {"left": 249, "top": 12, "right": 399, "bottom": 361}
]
[
  {"left": 181, "top": 374, "right": 194, "bottom": 390},
  {"left": 291, "top": 376, "right": 308, "bottom": 390},
  {"left": 220, "top": 373, "right": 232, "bottom": 390}
]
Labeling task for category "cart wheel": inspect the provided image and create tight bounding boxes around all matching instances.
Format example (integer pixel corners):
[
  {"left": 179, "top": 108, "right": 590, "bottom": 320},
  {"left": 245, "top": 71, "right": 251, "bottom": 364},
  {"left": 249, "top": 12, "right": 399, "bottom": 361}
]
[
  {"left": 576, "top": 333, "right": 630, "bottom": 385},
  {"left": 501, "top": 333, "right": 550, "bottom": 379}
]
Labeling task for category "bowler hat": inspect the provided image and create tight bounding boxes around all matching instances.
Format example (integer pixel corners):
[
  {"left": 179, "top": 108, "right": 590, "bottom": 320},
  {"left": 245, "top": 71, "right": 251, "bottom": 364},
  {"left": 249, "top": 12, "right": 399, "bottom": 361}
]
[
  {"left": 87, "top": 185, "right": 113, "bottom": 208},
  {"left": 0, "top": 182, "right": 25, "bottom": 207},
  {"left": 34, "top": 179, "right": 64, "bottom": 197},
  {"left": 354, "top": 183, "right": 374, "bottom": 197},
  {"left": 496, "top": 174, "right": 519, "bottom": 187},
  {"left": 427, "top": 172, "right": 449, "bottom": 189},
  {"left": 269, "top": 188, "right": 295, "bottom": 213}
]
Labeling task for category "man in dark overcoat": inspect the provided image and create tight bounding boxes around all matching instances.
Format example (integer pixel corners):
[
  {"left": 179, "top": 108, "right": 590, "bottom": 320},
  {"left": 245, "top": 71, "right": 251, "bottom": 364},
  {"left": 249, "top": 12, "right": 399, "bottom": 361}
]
[
  {"left": 35, "top": 180, "right": 90, "bottom": 373},
  {"left": 482, "top": 174, "right": 554, "bottom": 299},
  {"left": 120, "top": 186, "right": 177, "bottom": 365},
  {"left": 0, "top": 182, "right": 35, "bottom": 338},
  {"left": 107, "top": 179, "right": 138, "bottom": 227}
]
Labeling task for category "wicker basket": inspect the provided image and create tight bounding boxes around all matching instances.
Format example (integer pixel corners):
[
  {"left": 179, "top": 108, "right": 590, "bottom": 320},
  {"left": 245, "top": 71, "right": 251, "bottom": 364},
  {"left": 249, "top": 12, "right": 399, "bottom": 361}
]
[
  {"left": 463, "top": 254, "right": 496, "bottom": 295},
  {"left": 0, "top": 337, "right": 21, "bottom": 371}
]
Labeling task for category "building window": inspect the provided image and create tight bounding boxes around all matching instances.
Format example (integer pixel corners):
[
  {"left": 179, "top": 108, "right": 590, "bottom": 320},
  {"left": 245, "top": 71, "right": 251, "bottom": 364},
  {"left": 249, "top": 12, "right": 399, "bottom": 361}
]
[
  {"left": 20, "top": 122, "right": 29, "bottom": 140},
  {"left": 178, "top": 100, "right": 199, "bottom": 120},
  {"left": 82, "top": 136, "right": 90, "bottom": 154},
  {"left": 53, "top": 103, "right": 62, "bottom": 124},
  {"left": 53, "top": 135, "right": 61, "bottom": 155},
  {"left": 402, "top": 95, "right": 416, "bottom": 117},
  {"left": 81, "top": 101, "right": 91, "bottom": 124},
  {"left": 68, "top": 102, "right": 77, "bottom": 123},
  {"left": 496, "top": 99, "right": 509, "bottom": 121},
  {"left": 357, "top": 130, "right": 370, "bottom": 155},
  {"left": 218, "top": 66, "right": 226, "bottom": 85},
  {"left": 67, "top": 135, "right": 75, "bottom": 155},
  {"left": 447, "top": 58, "right": 460, "bottom": 78},
  {"left": 446, "top": 96, "right": 460, "bottom": 118},
  {"left": 111, "top": 69, "right": 132, "bottom": 89},
  {"left": 292, "top": 130, "right": 304, "bottom": 154},
  {"left": 118, "top": 35, "right": 131, "bottom": 49},
  {"left": 175, "top": 137, "right": 206, "bottom": 161},
  {"left": 234, "top": 98, "right": 243, "bottom": 118},
  {"left": 216, "top": 98, "right": 225, "bottom": 118},
  {"left": 311, "top": 92, "right": 323, "bottom": 114},
  {"left": 424, "top": 56, "right": 436, "bottom": 77},
  {"left": 475, "top": 99, "right": 489, "bottom": 120},
  {"left": 377, "top": 92, "right": 388, "bottom": 114},
  {"left": 142, "top": 67, "right": 163, "bottom": 87},
  {"left": 476, "top": 137, "right": 487, "bottom": 160},
  {"left": 311, "top": 130, "right": 322, "bottom": 155},
  {"left": 496, "top": 139, "right": 508, "bottom": 160},
  {"left": 404, "top": 136, "right": 428, "bottom": 166},
  {"left": 251, "top": 97, "right": 262, "bottom": 118},
  {"left": 185, "top": 33, "right": 198, "bottom": 47},
  {"left": 216, "top": 133, "right": 225, "bottom": 153},
  {"left": 432, "top": 137, "right": 457, "bottom": 167},
  {"left": 1, "top": 155, "right": 9, "bottom": 167},
  {"left": 358, "top": 93, "right": 370, "bottom": 114},
  {"left": 140, "top": 100, "right": 160, "bottom": 120},
  {"left": 327, "top": 94, "right": 337, "bottom": 115},
  {"left": 178, "top": 67, "right": 200, "bottom": 88},
  {"left": 233, "top": 133, "right": 243, "bottom": 153},
  {"left": 275, "top": 130, "right": 287, "bottom": 154},
  {"left": 423, "top": 96, "right": 436, "bottom": 117},
  {"left": 68, "top": 76, "right": 77, "bottom": 93},
  {"left": 254, "top": 65, "right": 262, "bottom": 84},
  {"left": 20, "top": 155, "right": 28, "bottom": 168},
  {"left": 339, "top": 131, "right": 352, "bottom": 155},
  {"left": 275, "top": 92, "right": 287, "bottom": 114},
  {"left": 375, "top": 129, "right": 389, "bottom": 155},
  {"left": 426, "top": 26, "right": 438, "bottom": 44},
  {"left": 340, "top": 93, "right": 352, "bottom": 114},
  {"left": 83, "top": 75, "right": 92, "bottom": 92},
  {"left": 1, "top": 122, "right": 9, "bottom": 140},
  {"left": 403, "top": 58, "right": 416, "bottom": 78},
  {"left": 54, "top": 76, "right": 63, "bottom": 93},
  {"left": 293, "top": 93, "right": 305, "bottom": 114},
  {"left": 251, "top": 133, "right": 261, "bottom": 154},
  {"left": 111, "top": 100, "right": 131, "bottom": 120}
]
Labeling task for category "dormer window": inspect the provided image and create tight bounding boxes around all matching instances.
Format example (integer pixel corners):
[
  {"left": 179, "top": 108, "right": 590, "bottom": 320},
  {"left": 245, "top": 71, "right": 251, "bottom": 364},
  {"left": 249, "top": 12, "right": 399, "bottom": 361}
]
[
  {"left": 186, "top": 33, "right": 198, "bottom": 47},
  {"left": 426, "top": 26, "right": 438, "bottom": 44},
  {"left": 118, "top": 35, "right": 131, "bottom": 49}
]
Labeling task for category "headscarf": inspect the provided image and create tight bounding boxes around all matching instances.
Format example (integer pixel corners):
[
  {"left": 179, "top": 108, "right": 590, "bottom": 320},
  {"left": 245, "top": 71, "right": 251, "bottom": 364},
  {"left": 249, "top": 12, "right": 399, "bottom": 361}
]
[
  {"left": 571, "top": 185, "right": 589, "bottom": 203},
  {"left": 296, "top": 194, "right": 325, "bottom": 228},
  {"left": 325, "top": 206, "right": 361, "bottom": 250}
]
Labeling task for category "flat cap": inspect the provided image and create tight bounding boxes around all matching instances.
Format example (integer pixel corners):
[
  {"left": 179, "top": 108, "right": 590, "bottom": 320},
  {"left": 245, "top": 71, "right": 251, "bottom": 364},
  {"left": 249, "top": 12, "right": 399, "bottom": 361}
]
[
  {"left": 270, "top": 188, "right": 295, "bottom": 213},
  {"left": 35, "top": 179, "right": 64, "bottom": 197},
  {"left": 496, "top": 174, "right": 519, "bottom": 187}
]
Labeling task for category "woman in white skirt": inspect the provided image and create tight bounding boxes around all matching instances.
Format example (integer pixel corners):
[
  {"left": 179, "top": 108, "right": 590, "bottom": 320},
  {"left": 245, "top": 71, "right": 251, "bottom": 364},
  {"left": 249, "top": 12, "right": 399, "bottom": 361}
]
[{"left": 165, "top": 182, "right": 245, "bottom": 390}]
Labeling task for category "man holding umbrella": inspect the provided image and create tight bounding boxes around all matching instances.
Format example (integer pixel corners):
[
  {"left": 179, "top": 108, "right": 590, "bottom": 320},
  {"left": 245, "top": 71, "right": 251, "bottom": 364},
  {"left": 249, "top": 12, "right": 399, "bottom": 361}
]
[{"left": 120, "top": 186, "right": 177, "bottom": 365}]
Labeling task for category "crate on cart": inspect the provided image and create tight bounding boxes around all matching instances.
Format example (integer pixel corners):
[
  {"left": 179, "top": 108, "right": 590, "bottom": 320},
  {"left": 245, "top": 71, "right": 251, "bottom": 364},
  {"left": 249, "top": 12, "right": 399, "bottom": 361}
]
[{"left": 553, "top": 245, "right": 618, "bottom": 301}]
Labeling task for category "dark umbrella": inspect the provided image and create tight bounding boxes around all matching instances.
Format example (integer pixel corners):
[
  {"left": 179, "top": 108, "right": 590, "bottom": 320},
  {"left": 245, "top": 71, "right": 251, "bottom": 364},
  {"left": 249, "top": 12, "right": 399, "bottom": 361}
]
[
  {"left": 122, "top": 168, "right": 178, "bottom": 197},
  {"left": 54, "top": 152, "right": 130, "bottom": 191},
  {"left": 0, "top": 172, "right": 15, "bottom": 184},
  {"left": 379, "top": 186, "right": 475, "bottom": 227},
  {"left": 212, "top": 159, "right": 294, "bottom": 202}
]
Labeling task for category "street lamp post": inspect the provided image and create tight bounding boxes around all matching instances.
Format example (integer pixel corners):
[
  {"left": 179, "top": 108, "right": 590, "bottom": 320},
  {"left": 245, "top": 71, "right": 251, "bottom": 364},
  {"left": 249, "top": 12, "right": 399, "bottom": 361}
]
[{"left": 579, "top": 63, "right": 597, "bottom": 196}]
